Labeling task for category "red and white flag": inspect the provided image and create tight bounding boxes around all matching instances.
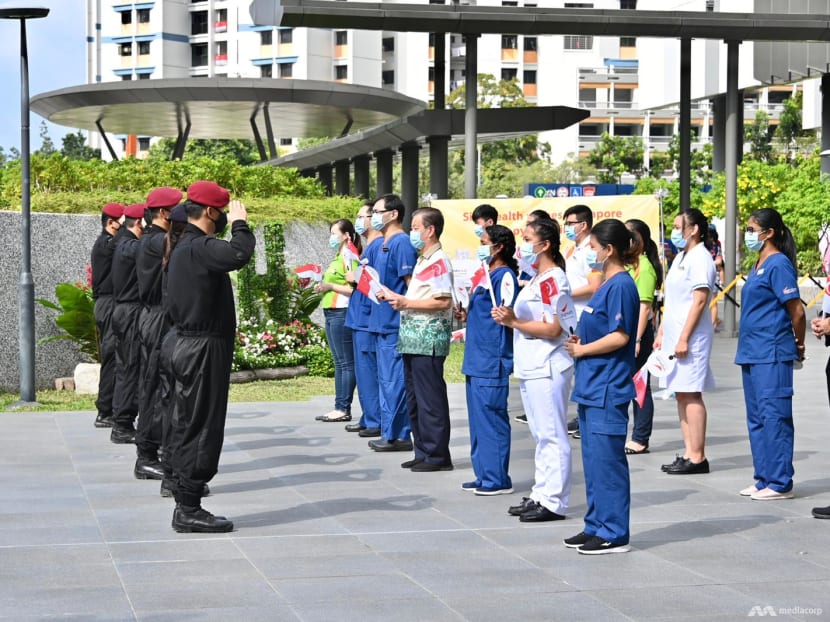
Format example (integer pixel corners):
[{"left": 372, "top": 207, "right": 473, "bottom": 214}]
[
  {"left": 294, "top": 263, "right": 323, "bottom": 282},
  {"left": 538, "top": 276, "right": 559, "bottom": 321},
  {"left": 341, "top": 239, "right": 361, "bottom": 270},
  {"left": 632, "top": 366, "right": 648, "bottom": 408},
  {"left": 415, "top": 258, "right": 452, "bottom": 291},
  {"left": 469, "top": 260, "right": 497, "bottom": 306},
  {"left": 355, "top": 265, "right": 382, "bottom": 304},
  {"left": 451, "top": 327, "right": 466, "bottom": 342}
]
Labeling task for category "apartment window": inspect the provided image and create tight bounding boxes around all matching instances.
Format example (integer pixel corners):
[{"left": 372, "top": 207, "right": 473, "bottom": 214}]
[
  {"left": 428, "top": 66, "right": 435, "bottom": 81},
  {"left": 191, "top": 11, "right": 208, "bottom": 35},
  {"left": 619, "top": 0, "right": 636, "bottom": 8},
  {"left": 564, "top": 2, "right": 593, "bottom": 6},
  {"left": 138, "top": 137, "right": 150, "bottom": 151},
  {"left": 279, "top": 63, "right": 293, "bottom": 78},
  {"left": 564, "top": 35, "right": 593, "bottom": 50},
  {"left": 501, "top": 34, "right": 518, "bottom": 49},
  {"left": 335, "top": 30, "right": 348, "bottom": 45},
  {"left": 191, "top": 43, "right": 208, "bottom": 66},
  {"left": 216, "top": 40, "right": 227, "bottom": 59},
  {"left": 615, "top": 125, "right": 637, "bottom": 136},
  {"left": 121, "top": 11, "right": 132, "bottom": 25},
  {"left": 524, "top": 37, "right": 537, "bottom": 51},
  {"left": 523, "top": 69, "right": 537, "bottom": 84},
  {"left": 382, "top": 37, "right": 394, "bottom": 52},
  {"left": 120, "top": 74, "right": 132, "bottom": 81},
  {"left": 501, "top": 67, "right": 518, "bottom": 81},
  {"left": 261, "top": 64, "right": 273, "bottom": 78},
  {"left": 137, "top": 8, "right": 150, "bottom": 23},
  {"left": 138, "top": 41, "right": 150, "bottom": 55},
  {"left": 501, "top": 1, "right": 518, "bottom": 5},
  {"left": 279, "top": 29, "right": 293, "bottom": 44},
  {"left": 138, "top": 73, "right": 150, "bottom": 80},
  {"left": 428, "top": 32, "right": 435, "bottom": 47},
  {"left": 215, "top": 8, "right": 227, "bottom": 23},
  {"left": 705, "top": 0, "right": 714, "bottom": 10},
  {"left": 280, "top": 138, "right": 293, "bottom": 146},
  {"left": 382, "top": 69, "right": 394, "bottom": 85},
  {"left": 119, "top": 42, "right": 132, "bottom": 56},
  {"left": 620, "top": 36, "right": 636, "bottom": 47},
  {"left": 261, "top": 30, "right": 272, "bottom": 45},
  {"left": 335, "top": 65, "right": 348, "bottom": 80}
]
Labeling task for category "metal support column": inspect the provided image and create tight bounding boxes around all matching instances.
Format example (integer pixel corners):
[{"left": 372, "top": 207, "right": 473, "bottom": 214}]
[
  {"left": 376, "top": 149, "right": 394, "bottom": 196},
  {"left": 433, "top": 32, "right": 446, "bottom": 110},
  {"left": 353, "top": 154, "right": 370, "bottom": 199},
  {"left": 263, "top": 102, "right": 278, "bottom": 159},
  {"left": 400, "top": 142, "right": 420, "bottom": 231},
  {"left": 822, "top": 74, "right": 830, "bottom": 178},
  {"left": 724, "top": 40, "right": 740, "bottom": 337},
  {"left": 95, "top": 120, "right": 119, "bottom": 161},
  {"left": 712, "top": 95, "right": 726, "bottom": 173},
  {"left": 679, "top": 37, "right": 692, "bottom": 213},
  {"left": 250, "top": 108, "right": 268, "bottom": 162},
  {"left": 428, "top": 135, "right": 449, "bottom": 199},
  {"left": 464, "top": 34, "right": 479, "bottom": 199},
  {"left": 318, "top": 164, "right": 333, "bottom": 196},
  {"left": 334, "top": 160, "right": 350, "bottom": 196}
]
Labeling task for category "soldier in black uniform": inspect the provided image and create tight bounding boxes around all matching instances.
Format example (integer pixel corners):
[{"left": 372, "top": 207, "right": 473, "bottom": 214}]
[
  {"left": 167, "top": 181, "right": 254, "bottom": 532},
  {"left": 134, "top": 187, "right": 182, "bottom": 480},
  {"left": 110, "top": 203, "right": 146, "bottom": 444},
  {"left": 90, "top": 203, "right": 125, "bottom": 429}
]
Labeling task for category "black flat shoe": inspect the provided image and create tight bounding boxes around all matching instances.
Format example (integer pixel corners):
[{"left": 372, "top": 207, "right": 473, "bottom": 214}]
[
  {"left": 508, "top": 497, "right": 535, "bottom": 516},
  {"left": 812, "top": 505, "right": 830, "bottom": 519},
  {"left": 401, "top": 458, "right": 422, "bottom": 469},
  {"left": 519, "top": 501, "right": 566, "bottom": 522},
  {"left": 345, "top": 423, "right": 365, "bottom": 433},
  {"left": 369, "top": 439, "right": 413, "bottom": 452},
  {"left": 661, "top": 455, "right": 687, "bottom": 472},
  {"left": 358, "top": 427, "right": 382, "bottom": 438},
  {"left": 665, "top": 458, "right": 709, "bottom": 474},
  {"left": 410, "top": 461, "right": 453, "bottom": 472}
]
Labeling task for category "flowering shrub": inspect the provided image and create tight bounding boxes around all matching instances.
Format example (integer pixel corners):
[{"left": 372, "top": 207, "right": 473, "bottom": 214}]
[{"left": 233, "top": 318, "right": 333, "bottom": 376}]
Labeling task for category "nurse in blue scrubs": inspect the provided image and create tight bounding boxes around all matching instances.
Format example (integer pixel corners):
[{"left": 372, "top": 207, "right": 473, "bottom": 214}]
[
  {"left": 736, "top": 208, "right": 806, "bottom": 501},
  {"left": 456, "top": 225, "right": 519, "bottom": 495},
  {"left": 564, "top": 218, "right": 640, "bottom": 555}
]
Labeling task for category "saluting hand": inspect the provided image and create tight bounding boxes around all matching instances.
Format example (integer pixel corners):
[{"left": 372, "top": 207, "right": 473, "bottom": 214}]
[{"left": 227, "top": 200, "right": 247, "bottom": 224}]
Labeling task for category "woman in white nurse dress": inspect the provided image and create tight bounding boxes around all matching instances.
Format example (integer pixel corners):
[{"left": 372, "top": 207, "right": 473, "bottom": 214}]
[{"left": 655, "top": 209, "right": 716, "bottom": 475}]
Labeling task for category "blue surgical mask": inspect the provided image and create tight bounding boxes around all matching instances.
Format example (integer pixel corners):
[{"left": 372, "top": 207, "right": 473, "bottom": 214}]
[
  {"left": 410, "top": 230, "right": 425, "bottom": 250},
  {"left": 670, "top": 229, "right": 687, "bottom": 249},
  {"left": 564, "top": 225, "right": 578, "bottom": 242},
  {"left": 584, "top": 248, "right": 604, "bottom": 272},
  {"left": 745, "top": 231, "right": 764, "bottom": 252},
  {"left": 476, "top": 245, "right": 492, "bottom": 262},
  {"left": 328, "top": 234, "right": 342, "bottom": 250},
  {"left": 354, "top": 217, "right": 366, "bottom": 236},
  {"left": 371, "top": 212, "right": 386, "bottom": 231},
  {"left": 474, "top": 224, "right": 484, "bottom": 238},
  {"left": 519, "top": 242, "right": 537, "bottom": 267}
]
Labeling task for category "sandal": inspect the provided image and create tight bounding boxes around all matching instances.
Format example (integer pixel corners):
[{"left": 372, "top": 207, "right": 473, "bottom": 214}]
[
  {"left": 320, "top": 411, "right": 352, "bottom": 422},
  {"left": 625, "top": 443, "right": 649, "bottom": 455}
]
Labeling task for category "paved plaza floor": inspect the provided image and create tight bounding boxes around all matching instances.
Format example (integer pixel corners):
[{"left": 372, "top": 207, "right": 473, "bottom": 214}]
[{"left": 2, "top": 336, "right": 830, "bottom": 620}]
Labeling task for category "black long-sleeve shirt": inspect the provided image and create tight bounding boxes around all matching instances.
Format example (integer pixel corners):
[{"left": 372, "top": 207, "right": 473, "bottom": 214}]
[
  {"left": 90, "top": 230, "right": 116, "bottom": 299},
  {"left": 167, "top": 221, "right": 255, "bottom": 337},
  {"left": 136, "top": 224, "right": 166, "bottom": 306},
  {"left": 112, "top": 229, "right": 141, "bottom": 304}
]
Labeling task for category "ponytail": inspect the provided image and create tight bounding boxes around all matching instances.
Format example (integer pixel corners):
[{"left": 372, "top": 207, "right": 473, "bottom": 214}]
[{"left": 751, "top": 208, "right": 798, "bottom": 269}]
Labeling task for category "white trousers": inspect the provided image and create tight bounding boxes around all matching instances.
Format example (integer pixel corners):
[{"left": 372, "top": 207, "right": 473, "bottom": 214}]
[{"left": 519, "top": 367, "right": 573, "bottom": 514}]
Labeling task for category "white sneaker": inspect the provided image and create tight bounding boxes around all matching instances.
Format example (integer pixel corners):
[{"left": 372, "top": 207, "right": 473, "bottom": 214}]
[{"left": 751, "top": 487, "right": 794, "bottom": 501}]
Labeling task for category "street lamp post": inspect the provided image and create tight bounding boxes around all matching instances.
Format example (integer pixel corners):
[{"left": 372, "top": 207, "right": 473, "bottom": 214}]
[{"left": 0, "top": 3, "right": 50, "bottom": 404}]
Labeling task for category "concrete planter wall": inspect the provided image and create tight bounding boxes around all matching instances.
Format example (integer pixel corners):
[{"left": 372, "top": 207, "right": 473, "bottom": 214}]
[{"left": 0, "top": 211, "right": 332, "bottom": 391}]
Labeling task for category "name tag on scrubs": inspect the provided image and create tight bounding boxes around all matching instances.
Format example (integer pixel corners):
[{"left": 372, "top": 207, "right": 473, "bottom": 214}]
[
  {"left": 757, "top": 269, "right": 765, "bottom": 275},
  {"left": 584, "top": 306, "right": 594, "bottom": 314}
]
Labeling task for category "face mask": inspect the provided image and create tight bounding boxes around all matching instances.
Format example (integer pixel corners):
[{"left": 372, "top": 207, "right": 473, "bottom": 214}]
[
  {"left": 564, "top": 225, "right": 578, "bottom": 242},
  {"left": 584, "top": 248, "right": 604, "bottom": 272},
  {"left": 354, "top": 217, "right": 367, "bottom": 236},
  {"left": 409, "top": 230, "right": 425, "bottom": 250},
  {"left": 328, "top": 234, "right": 342, "bottom": 250},
  {"left": 745, "top": 231, "right": 764, "bottom": 252},
  {"left": 670, "top": 229, "right": 686, "bottom": 249},
  {"left": 476, "top": 245, "right": 492, "bottom": 262},
  {"left": 519, "top": 242, "right": 537, "bottom": 267},
  {"left": 474, "top": 224, "right": 484, "bottom": 238},
  {"left": 371, "top": 212, "right": 386, "bottom": 231}
]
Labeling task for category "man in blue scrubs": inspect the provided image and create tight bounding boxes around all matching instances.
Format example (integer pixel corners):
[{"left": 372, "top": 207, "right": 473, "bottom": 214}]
[{"left": 367, "top": 194, "right": 417, "bottom": 452}]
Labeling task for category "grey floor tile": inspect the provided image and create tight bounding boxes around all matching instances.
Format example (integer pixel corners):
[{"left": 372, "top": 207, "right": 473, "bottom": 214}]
[
  {"left": 444, "top": 591, "right": 632, "bottom": 622},
  {"left": 125, "top": 579, "right": 284, "bottom": 612},
  {"left": 269, "top": 573, "right": 431, "bottom": 604},
  {"left": 135, "top": 607, "right": 300, "bottom": 622},
  {"left": 290, "top": 598, "right": 464, "bottom": 622}
]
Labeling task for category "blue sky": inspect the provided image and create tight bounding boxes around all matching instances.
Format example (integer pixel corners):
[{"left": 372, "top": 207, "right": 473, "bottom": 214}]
[{"left": 0, "top": 0, "right": 86, "bottom": 152}]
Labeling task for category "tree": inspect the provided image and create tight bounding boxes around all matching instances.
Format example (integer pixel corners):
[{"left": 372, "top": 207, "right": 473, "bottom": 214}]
[
  {"left": 745, "top": 110, "right": 773, "bottom": 162},
  {"left": 147, "top": 138, "right": 260, "bottom": 165},
  {"left": 587, "top": 133, "right": 644, "bottom": 183},
  {"left": 37, "top": 121, "right": 57, "bottom": 156},
  {"left": 775, "top": 91, "right": 804, "bottom": 159},
  {"left": 61, "top": 131, "right": 100, "bottom": 161}
]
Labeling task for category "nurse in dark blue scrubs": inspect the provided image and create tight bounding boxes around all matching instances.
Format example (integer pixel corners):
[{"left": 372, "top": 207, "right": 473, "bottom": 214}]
[
  {"left": 564, "top": 218, "right": 640, "bottom": 555},
  {"left": 736, "top": 208, "right": 805, "bottom": 501}
]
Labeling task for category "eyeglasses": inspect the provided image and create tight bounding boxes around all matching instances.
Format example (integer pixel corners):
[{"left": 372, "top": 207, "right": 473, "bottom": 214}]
[
  {"left": 564, "top": 220, "right": 583, "bottom": 226},
  {"left": 371, "top": 208, "right": 391, "bottom": 215},
  {"left": 745, "top": 227, "right": 768, "bottom": 234}
]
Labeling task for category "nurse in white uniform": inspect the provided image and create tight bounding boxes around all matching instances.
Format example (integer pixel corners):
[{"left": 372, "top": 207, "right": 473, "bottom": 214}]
[{"left": 655, "top": 208, "right": 716, "bottom": 475}]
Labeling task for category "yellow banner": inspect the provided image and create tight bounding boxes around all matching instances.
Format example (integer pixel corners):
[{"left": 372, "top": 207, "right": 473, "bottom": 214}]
[{"left": 433, "top": 195, "right": 662, "bottom": 262}]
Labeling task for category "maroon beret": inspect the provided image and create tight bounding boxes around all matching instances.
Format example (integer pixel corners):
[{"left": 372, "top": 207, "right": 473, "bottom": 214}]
[
  {"left": 102, "top": 203, "right": 125, "bottom": 219},
  {"left": 124, "top": 203, "right": 146, "bottom": 219},
  {"left": 187, "top": 180, "right": 230, "bottom": 209},
  {"left": 146, "top": 187, "right": 183, "bottom": 209}
]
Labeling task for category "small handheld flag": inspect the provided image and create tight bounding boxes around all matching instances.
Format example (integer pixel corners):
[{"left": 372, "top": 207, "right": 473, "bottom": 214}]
[
  {"left": 294, "top": 264, "right": 323, "bottom": 282},
  {"left": 355, "top": 265, "right": 383, "bottom": 304},
  {"left": 632, "top": 366, "right": 648, "bottom": 408},
  {"left": 469, "top": 260, "right": 497, "bottom": 306}
]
